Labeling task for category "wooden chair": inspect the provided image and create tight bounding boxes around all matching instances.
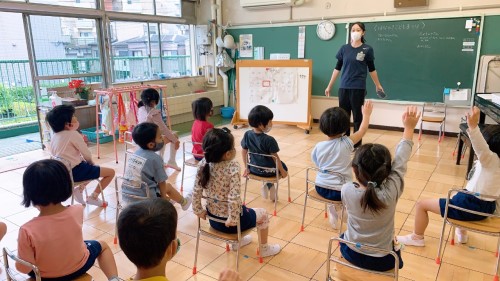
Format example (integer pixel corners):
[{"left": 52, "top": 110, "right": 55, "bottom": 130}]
[
  {"left": 243, "top": 152, "right": 291, "bottom": 216},
  {"left": 192, "top": 197, "right": 262, "bottom": 274},
  {"left": 114, "top": 151, "right": 150, "bottom": 244},
  {"left": 180, "top": 141, "right": 203, "bottom": 193},
  {"left": 326, "top": 237, "right": 400, "bottom": 281},
  {"left": 3, "top": 247, "right": 93, "bottom": 281},
  {"left": 300, "top": 167, "right": 346, "bottom": 232},
  {"left": 419, "top": 102, "right": 447, "bottom": 142},
  {"left": 50, "top": 155, "right": 106, "bottom": 207},
  {"left": 436, "top": 189, "right": 500, "bottom": 281}
]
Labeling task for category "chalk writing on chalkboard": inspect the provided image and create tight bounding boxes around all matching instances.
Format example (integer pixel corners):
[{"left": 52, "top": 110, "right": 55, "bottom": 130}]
[{"left": 373, "top": 21, "right": 425, "bottom": 32}]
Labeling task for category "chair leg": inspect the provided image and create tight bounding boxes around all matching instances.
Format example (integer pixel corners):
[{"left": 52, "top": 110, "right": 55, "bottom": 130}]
[
  {"left": 324, "top": 204, "right": 328, "bottom": 218},
  {"left": 494, "top": 238, "right": 500, "bottom": 281},
  {"left": 287, "top": 176, "right": 291, "bottom": 203},
  {"left": 450, "top": 226, "right": 455, "bottom": 245},
  {"left": 273, "top": 180, "right": 278, "bottom": 216},
  {"left": 243, "top": 178, "right": 249, "bottom": 205},
  {"left": 435, "top": 219, "right": 448, "bottom": 264},
  {"left": 257, "top": 226, "right": 263, "bottom": 263},
  {"left": 418, "top": 121, "right": 423, "bottom": 140},
  {"left": 114, "top": 178, "right": 119, "bottom": 244},
  {"left": 192, "top": 231, "right": 201, "bottom": 274},
  {"left": 97, "top": 181, "right": 107, "bottom": 207},
  {"left": 180, "top": 162, "right": 185, "bottom": 193},
  {"left": 300, "top": 192, "right": 308, "bottom": 232}
]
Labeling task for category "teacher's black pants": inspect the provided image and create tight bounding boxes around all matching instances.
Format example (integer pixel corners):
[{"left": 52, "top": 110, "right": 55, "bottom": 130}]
[{"left": 338, "top": 88, "right": 366, "bottom": 148}]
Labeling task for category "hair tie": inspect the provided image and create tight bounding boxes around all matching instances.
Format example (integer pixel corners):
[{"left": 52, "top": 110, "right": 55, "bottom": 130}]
[{"left": 367, "top": 181, "right": 378, "bottom": 188}]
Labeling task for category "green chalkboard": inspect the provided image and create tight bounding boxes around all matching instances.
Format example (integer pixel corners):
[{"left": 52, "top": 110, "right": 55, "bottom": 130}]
[
  {"left": 363, "top": 17, "right": 480, "bottom": 102},
  {"left": 228, "top": 16, "right": 498, "bottom": 102},
  {"left": 228, "top": 24, "right": 347, "bottom": 97}
]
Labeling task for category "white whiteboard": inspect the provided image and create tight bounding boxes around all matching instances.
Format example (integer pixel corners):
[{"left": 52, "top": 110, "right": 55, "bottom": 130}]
[{"left": 237, "top": 65, "right": 311, "bottom": 124}]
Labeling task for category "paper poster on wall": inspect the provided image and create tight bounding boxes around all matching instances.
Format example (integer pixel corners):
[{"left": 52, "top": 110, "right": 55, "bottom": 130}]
[
  {"left": 239, "top": 34, "right": 253, "bottom": 58},
  {"left": 298, "top": 26, "right": 305, "bottom": 59},
  {"left": 248, "top": 67, "right": 298, "bottom": 104}
]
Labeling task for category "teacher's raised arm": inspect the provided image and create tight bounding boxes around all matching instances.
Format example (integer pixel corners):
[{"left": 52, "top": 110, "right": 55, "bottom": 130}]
[{"left": 324, "top": 21, "right": 383, "bottom": 148}]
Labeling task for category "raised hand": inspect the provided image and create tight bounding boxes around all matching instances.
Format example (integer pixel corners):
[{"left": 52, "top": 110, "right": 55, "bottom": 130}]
[
  {"left": 362, "top": 100, "right": 373, "bottom": 117},
  {"left": 466, "top": 106, "right": 480, "bottom": 129},
  {"left": 402, "top": 106, "right": 421, "bottom": 129}
]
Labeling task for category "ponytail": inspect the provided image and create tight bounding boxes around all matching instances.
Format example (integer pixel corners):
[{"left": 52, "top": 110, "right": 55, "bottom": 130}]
[
  {"left": 197, "top": 127, "right": 235, "bottom": 189},
  {"left": 198, "top": 163, "right": 211, "bottom": 188},
  {"left": 352, "top": 143, "right": 391, "bottom": 214},
  {"left": 360, "top": 181, "right": 386, "bottom": 214}
]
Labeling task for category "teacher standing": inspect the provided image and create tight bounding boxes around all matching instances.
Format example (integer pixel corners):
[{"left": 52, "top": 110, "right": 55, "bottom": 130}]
[{"left": 325, "top": 22, "right": 383, "bottom": 147}]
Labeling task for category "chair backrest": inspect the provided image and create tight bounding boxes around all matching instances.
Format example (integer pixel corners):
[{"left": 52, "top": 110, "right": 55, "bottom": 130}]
[
  {"left": 246, "top": 151, "right": 278, "bottom": 174},
  {"left": 182, "top": 141, "right": 204, "bottom": 160},
  {"left": 201, "top": 196, "right": 243, "bottom": 238},
  {"left": 443, "top": 188, "right": 500, "bottom": 222},
  {"left": 120, "top": 151, "right": 150, "bottom": 199},
  {"left": 306, "top": 167, "right": 346, "bottom": 191},
  {"left": 49, "top": 154, "right": 76, "bottom": 184},
  {"left": 3, "top": 247, "right": 41, "bottom": 281},
  {"left": 327, "top": 237, "right": 399, "bottom": 281},
  {"left": 422, "top": 102, "right": 447, "bottom": 119}
]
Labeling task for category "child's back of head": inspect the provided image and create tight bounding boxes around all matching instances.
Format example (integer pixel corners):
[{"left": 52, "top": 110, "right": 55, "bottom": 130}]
[
  {"left": 117, "top": 198, "right": 177, "bottom": 269},
  {"left": 198, "top": 127, "right": 234, "bottom": 187},
  {"left": 319, "top": 107, "right": 350, "bottom": 137},
  {"left": 46, "top": 105, "right": 75, "bottom": 133},
  {"left": 351, "top": 143, "right": 392, "bottom": 213},
  {"left": 139, "top": 88, "right": 160, "bottom": 108},
  {"left": 132, "top": 122, "right": 159, "bottom": 150},
  {"left": 22, "top": 159, "right": 73, "bottom": 207},
  {"left": 248, "top": 105, "right": 273, "bottom": 128},
  {"left": 192, "top": 97, "right": 213, "bottom": 121},
  {"left": 483, "top": 125, "right": 500, "bottom": 158}
]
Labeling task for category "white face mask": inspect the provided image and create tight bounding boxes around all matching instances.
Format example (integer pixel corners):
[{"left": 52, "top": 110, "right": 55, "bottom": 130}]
[{"left": 351, "top": 31, "right": 362, "bottom": 42}]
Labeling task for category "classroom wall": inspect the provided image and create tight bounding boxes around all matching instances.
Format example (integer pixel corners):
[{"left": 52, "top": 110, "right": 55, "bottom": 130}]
[{"left": 197, "top": 0, "right": 500, "bottom": 133}]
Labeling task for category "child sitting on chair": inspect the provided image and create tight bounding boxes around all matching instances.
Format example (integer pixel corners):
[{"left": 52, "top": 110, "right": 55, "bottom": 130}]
[
  {"left": 340, "top": 106, "right": 420, "bottom": 272},
  {"left": 46, "top": 105, "right": 115, "bottom": 207},
  {"left": 191, "top": 97, "right": 214, "bottom": 161},
  {"left": 241, "top": 105, "right": 288, "bottom": 202},
  {"left": 192, "top": 128, "right": 281, "bottom": 257},
  {"left": 137, "top": 88, "right": 181, "bottom": 171},
  {"left": 121, "top": 122, "right": 191, "bottom": 210},
  {"left": 398, "top": 106, "right": 500, "bottom": 247},
  {"left": 118, "top": 198, "right": 242, "bottom": 281},
  {"left": 17, "top": 159, "right": 119, "bottom": 280},
  {"left": 312, "top": 101, "right": 373, "bottom": 229}
]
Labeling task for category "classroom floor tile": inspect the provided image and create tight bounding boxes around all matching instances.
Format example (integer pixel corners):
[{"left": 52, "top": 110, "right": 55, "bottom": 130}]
[{"left": 1, "top": 123, "right": 490, "bottom": 281}]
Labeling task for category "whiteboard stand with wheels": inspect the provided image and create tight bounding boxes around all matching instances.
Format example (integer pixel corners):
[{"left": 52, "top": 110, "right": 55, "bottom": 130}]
[{"left": 231, "top": 59, "right": 313, "bottom": 134}]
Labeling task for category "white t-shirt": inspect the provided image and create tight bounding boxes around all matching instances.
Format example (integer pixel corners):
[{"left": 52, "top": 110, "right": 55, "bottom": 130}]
[{"left": 311, "top": 136, "right": 354, "bottom": 189}]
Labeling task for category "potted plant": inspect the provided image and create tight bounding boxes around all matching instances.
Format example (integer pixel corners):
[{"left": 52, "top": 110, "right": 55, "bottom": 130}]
[{"left": 68, "top": 79, "right": 91, "bottom": 100}]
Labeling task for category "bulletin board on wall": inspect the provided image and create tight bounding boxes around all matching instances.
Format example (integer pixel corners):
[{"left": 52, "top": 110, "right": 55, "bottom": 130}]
[{"left": 231, "top": 59, "right": 313, "bottom": 133}]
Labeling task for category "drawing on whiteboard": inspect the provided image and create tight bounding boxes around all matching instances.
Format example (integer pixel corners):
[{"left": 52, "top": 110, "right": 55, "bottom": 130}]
[{"left": 248, "top": 67, "right": 300, "bottom": 104}]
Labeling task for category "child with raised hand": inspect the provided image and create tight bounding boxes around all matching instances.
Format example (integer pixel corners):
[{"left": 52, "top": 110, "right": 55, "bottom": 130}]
[
  {"left": 241, "top": 105, "right": 288, "bottom": 202},
  {"left": 46, "top": 105, "right": 114, "bottom": 207},
  {"left": 312, "top": 100, "right": 373, "bottom": 229},
  {"left": 398, "top": 106, "right": 500, "bottom": 247},
  {"left": 137, "top": 88, "right": 181, "bottom": 171},
  {"left": 17, "top": 159, "right": 119, "bottom": 280},
  {"left": 191, "top": 97, "right": 214, "bottom": 161},
  {"left": 118, "top": 198, "right": 242, "bottom": 281},
  {"left": 192, "top": 128, "right": 281, "bottom": 257},
  {"left": 340, "top": 106, "right": 420, "bottom": 272},
  {"left": 122, "top": 123, "right": 191, "bottom": 210}
]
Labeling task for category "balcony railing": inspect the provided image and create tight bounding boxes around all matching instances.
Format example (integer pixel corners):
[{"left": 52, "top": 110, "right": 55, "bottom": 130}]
[{"left": 0, "top": 55, "right": 192, "bottom": 128}]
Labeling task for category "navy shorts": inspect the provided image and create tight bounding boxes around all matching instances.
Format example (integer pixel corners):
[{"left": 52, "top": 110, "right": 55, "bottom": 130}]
[
  {"left": 439, "top": 191, "right": 496, "bottom": 221},
  {"left": 339, "top": 234, "right": 403, "bottom": 272},
  {"left": 250, "top": 161, "right": 288, "bottom": 177},
  {"left": 194, "top": 156, "right": 204, "bottom": 161},
  {"left": 208, "top": 205, "right": 257, "bottom": 234},
  {"left": 315, "top": 185, "right": 341, "bottom": 201},
  {"left": 72, "top": 162, "right": 100, "bottom": 182},
  {"left": 29, "top": 240, "right": 101, "bottom": 281}
]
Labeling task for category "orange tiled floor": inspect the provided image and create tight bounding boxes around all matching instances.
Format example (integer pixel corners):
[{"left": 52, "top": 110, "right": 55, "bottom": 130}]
[{"left": 0, "top": 124, "right": 498, "bottom": 281}]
